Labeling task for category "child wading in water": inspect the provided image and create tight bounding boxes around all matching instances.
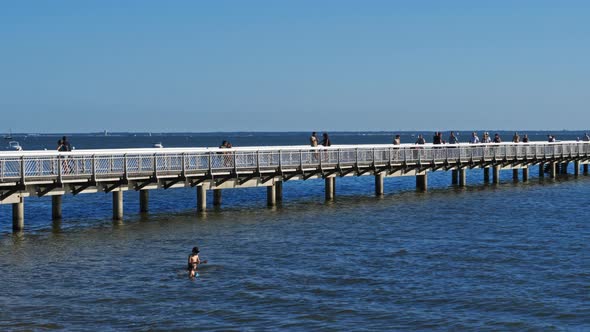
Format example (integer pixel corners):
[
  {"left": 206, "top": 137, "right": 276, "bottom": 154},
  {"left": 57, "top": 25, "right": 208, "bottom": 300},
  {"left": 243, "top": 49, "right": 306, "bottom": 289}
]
[{"left": 187, "top": 247, "right": 207, "bottom": 278}]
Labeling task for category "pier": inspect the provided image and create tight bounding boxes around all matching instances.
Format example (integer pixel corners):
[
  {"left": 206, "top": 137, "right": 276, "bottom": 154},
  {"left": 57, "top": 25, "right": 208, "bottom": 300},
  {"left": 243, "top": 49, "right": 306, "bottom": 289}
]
[{"left": 1, "top": 141, "right": 589, "bottom": 231}]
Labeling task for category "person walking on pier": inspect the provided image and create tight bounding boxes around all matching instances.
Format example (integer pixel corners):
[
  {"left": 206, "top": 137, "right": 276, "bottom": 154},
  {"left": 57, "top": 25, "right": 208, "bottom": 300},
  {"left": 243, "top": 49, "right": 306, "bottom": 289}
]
[
  {"left": 469, "top": 132, "right": 480, "bottom": 144},
  {"left": 583, "top": 133, "right": 590, "bottom": 142},
  {"left": 393, "top": 134, "right": 401, "bottom": 145},
  {"left": 482, "top": 132, "right": 491, "bottom": 143},
  {"left": 522, "top": 134, "right": 529, "bottom": 143}
]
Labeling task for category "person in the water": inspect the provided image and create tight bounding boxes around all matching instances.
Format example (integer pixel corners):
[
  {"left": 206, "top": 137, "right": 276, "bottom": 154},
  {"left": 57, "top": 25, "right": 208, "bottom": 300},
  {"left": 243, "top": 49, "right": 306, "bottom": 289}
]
[{"left": 187, "top": 247, "right": 207, "bottom": 278}]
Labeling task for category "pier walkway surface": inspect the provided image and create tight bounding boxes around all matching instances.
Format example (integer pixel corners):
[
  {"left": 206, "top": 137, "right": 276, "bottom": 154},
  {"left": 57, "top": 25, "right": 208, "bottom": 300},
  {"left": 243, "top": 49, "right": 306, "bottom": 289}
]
[{"left": 1, "top": 141, "right": 589, "bottom": 231}]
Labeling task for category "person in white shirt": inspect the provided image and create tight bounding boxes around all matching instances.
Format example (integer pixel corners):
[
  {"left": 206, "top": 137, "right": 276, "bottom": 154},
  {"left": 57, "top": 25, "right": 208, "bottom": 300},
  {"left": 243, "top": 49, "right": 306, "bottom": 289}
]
[{"left": 470, "top": 132, "right": 480, "bottom": 144}]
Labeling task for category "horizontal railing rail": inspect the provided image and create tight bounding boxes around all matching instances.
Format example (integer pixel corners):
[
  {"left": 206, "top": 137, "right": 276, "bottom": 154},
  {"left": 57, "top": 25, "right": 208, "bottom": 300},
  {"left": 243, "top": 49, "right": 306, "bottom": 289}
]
[{"left": 1, "top": 141, "right": 589, "bottom": 183}]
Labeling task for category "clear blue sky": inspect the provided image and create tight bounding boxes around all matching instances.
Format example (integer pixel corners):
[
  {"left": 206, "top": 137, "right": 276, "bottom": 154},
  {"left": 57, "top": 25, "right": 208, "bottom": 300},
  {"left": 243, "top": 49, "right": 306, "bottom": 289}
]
[{"left": 1, "top": 0, "right": 589, "bottom": 133}]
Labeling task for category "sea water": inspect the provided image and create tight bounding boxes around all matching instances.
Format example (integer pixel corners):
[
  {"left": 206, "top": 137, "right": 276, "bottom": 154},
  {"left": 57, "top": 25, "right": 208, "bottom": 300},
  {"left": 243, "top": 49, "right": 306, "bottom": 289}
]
[{"left": 0, "top": 132, "right": 588, "bottom": 330}]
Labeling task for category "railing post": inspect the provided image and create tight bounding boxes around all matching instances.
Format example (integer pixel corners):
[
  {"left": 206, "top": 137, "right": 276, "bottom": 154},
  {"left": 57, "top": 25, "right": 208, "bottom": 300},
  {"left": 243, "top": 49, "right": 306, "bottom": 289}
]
[
  {"left": 123, "top": 154, "right": 128, "bottom": 180},
  {"left": 181, "top": 153, "right": 186, "bottom": 178},
  {"left": 91, "top": 155, "right": 96, "bottom": 182},
  {"left": 153, "top": 153, "right": 158, "bottom": 178},
  {"left": 20, "top": 156, "right": 25, "bottom": 185},
  {"left": 58, "top": 155, "right": 63, "bottom": 184},
  {"left": 208, "top": 152, "right": 213, "bottom": 174},
  {"left": 256, "top": 151, "right": 261, "bottom": 174}
]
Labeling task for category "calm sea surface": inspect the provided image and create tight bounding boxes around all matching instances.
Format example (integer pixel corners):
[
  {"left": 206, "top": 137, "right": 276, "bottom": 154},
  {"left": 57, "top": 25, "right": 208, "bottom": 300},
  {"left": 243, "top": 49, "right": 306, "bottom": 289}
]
[{"left": 1, "top": 132, "right": 589, "bottom": 331}]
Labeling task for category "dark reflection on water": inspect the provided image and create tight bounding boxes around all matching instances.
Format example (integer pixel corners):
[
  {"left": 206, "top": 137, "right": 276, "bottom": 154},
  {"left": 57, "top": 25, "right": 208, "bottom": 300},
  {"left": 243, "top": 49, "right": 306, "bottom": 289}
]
[{"left": 1, "top": 133, "right": 590, "bottom": 330}]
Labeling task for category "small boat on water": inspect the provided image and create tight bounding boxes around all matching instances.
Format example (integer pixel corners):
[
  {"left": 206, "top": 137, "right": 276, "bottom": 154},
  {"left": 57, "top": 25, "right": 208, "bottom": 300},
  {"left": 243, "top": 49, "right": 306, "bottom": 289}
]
[{"left": 6, "top": 141, "right": 23, "bottom": 151}]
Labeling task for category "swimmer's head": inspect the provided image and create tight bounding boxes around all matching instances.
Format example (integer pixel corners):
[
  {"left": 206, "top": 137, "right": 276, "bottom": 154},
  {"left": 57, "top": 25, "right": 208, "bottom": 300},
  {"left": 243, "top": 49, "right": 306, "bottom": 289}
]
[{"left": 192, "top": 247, "right": 200, "bottom": 254}]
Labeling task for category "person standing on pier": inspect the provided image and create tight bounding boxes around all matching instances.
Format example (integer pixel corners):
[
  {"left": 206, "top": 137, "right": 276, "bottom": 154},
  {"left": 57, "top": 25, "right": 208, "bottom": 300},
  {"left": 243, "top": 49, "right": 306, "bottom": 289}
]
[
  {"left": 415, "top": 134, "right": 426, "bottom": 144},
  {"left": 393, "top": 134, "right": 401, "bottom": 145},
  {"left": 448, "top": 131, "right": 459, "bottom": 144},
  {"left": 469, "top": 132, "right": 480, "bottom": 144},
  {"left": 310, "top": 132, "right": 318, "bottom": 147},
  {"left": 583, "top": 133, "right": 590, "bottom": 141},
  {"left": 321, "top": 133, "right": 331, "bottom": 147},
  {"left": 512, "top": 132, "right": 520, "bottom": 143},
  {"left": 493, "top": 133, "right": 502, "bottom": 143},
  {"left": 522, "top": 134, "right": 529, "bottom": 143}
]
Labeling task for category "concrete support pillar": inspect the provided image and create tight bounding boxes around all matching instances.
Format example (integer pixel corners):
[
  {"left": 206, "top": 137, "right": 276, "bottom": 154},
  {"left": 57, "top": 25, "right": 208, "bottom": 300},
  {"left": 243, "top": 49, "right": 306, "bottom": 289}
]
[
  {"left": 213, "top": 189, "right": 222, "bottom": 206},
  {"left": 12, "top": 198, "right": 24, "bottom": 231},
  {"left": 267, "top": 185, "right": 276, "bottom": 206},
  {"left": 416, "top": 173, "right": 428, "bottom": 191},
  {"left": 52, "top": 195, "right": 63, "bottom": 220},
  {"left": 584, "top": 164, "right": 588, "bottom": 175},
  {"left": 492, "top": 166, "right": 500, "bottom": 184},
  {"left": 574, "top": 161, "right": 580, "bottom": 176},
  {"left": 375, "top": 173, "right": 384, "bottom": 196},
  {"left": 275, "top": 180, "right": 283, "bottom": 202},
  {"left": 512, "top": 169, "right": 519, "bottom": 181},
  {"left": 196, "top": 186, "right": 207, "bottom": 212},
  {"left": 522, "top": 168, "right": 529, "bottom": 182},
  {"left": 451, "top": 170, "right": 458, "bottom": 185},
  {"left": 539, "top": 163, "right": 545, "bottom": 178},
  {"left": 561, "top": 162, "right": 569, "bottom": 174},
  {"left": 112, "top": 191, "right": 123, "bottom": 220},
  {"left": 483, "top": 168, "right": 490, "bottom": 183},
  {"left": 325, "top": 177, "right": 335, "bottom": 200},
  {"left": 139, "top": 190, "right": 149, "bottom": 213},
  {"left": 458, "top": 169, "right": 466, "bottom": 187},
  {"left": 549, "top": 162, "right": 557, "bottom": 178}
]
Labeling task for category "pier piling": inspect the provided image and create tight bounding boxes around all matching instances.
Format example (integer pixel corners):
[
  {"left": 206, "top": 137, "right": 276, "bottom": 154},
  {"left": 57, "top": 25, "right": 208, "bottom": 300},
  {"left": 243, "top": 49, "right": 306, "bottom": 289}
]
[
  {"left": 451, "top": 170, "right": 458, "bottom": 185},
  {"left": 416, "top": 174, "right": 427, "bottom": 191},
  {"left": 574, "top": 161, "right": 580, "bottom": 176},
  {"left": 483, "top": 168, "right": 490, "bottom": 183},
  {"left": 513, "top": 169, "right": 519, "bottom": 181},
  {"left": 275, "top": 180, "right": 283, "bottom": 202},
  {"left": 12, "top": 198, "right": 24, "bottom": 231},
  {"left": 325, "top": 177, "right": 335, "bottom": 200},
  {"left": 267, "top": 185, "right": 276, "bottom": 206},
  {"left": 139, "top": 190, "right": 149, "bottom": 213},
  {"left": 213, "top": 189, "right": 222, "bottom": 206},
  {"left": 523, "top": 167, "right": 529, "bottom": 182},
  {"left": 52, "top": 195, "right": 63, "bottom": 220},
  {"left": 492, "top": 166, "right": 500, "bottom": 184},
  {"left": 584, "top": 164, "right": 589, "bottom": 175},
  {"left": 561, "top": 162, "right": 569, "bottom": 174},
  {"left": 549, "top": 162, "right": 557, "bottom": 178},
  {"left": 375, "top": 173, "right": 384, "bottom": 196},
  {"left": 196, "top": 186, "right": 206, "bottom": 212},
  {"left": 112, "top": 191, "right": 123, "bottom": 220},
  {"left": 539, "top": 163, "right": 545, "bottom": 178},
  {"left": 459, "top": 169, "right": 466, "bottom": 187}
]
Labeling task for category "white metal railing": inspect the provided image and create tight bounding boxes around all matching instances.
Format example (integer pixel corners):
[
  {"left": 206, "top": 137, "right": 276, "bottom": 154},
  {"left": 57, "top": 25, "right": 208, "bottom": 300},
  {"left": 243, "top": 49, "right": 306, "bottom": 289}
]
[{"left": 0, "top": 141, "right": 589, "bottom": 183}]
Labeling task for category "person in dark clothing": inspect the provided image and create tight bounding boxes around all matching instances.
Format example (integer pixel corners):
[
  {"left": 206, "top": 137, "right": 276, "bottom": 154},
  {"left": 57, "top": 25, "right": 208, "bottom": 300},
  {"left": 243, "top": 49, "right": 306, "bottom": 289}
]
[
  {"left": 321, "top": 133, "right": 331, "bottom": 147},
  {"left": 433, "top": 132, "right": 441, "bottom": 144},
  {"left": 493, "top": 133, "right": 502, "bottom": 143},
  {"left": 61, "top": 136, "right": 72, "bottom": 151}
]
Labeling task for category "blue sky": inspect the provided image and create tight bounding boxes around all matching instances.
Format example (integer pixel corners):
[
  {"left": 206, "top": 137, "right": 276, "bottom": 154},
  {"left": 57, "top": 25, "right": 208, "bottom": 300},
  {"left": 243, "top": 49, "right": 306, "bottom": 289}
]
[{"left": 1, "top": 0, "right": 589, "bottom": 133}]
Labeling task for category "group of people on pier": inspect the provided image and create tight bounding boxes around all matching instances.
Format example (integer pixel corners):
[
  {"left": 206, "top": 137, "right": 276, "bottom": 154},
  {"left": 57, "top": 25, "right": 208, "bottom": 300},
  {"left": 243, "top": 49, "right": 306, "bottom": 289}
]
[{"left": 309, "top": 132, "right": 331, "bottom": 147}]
